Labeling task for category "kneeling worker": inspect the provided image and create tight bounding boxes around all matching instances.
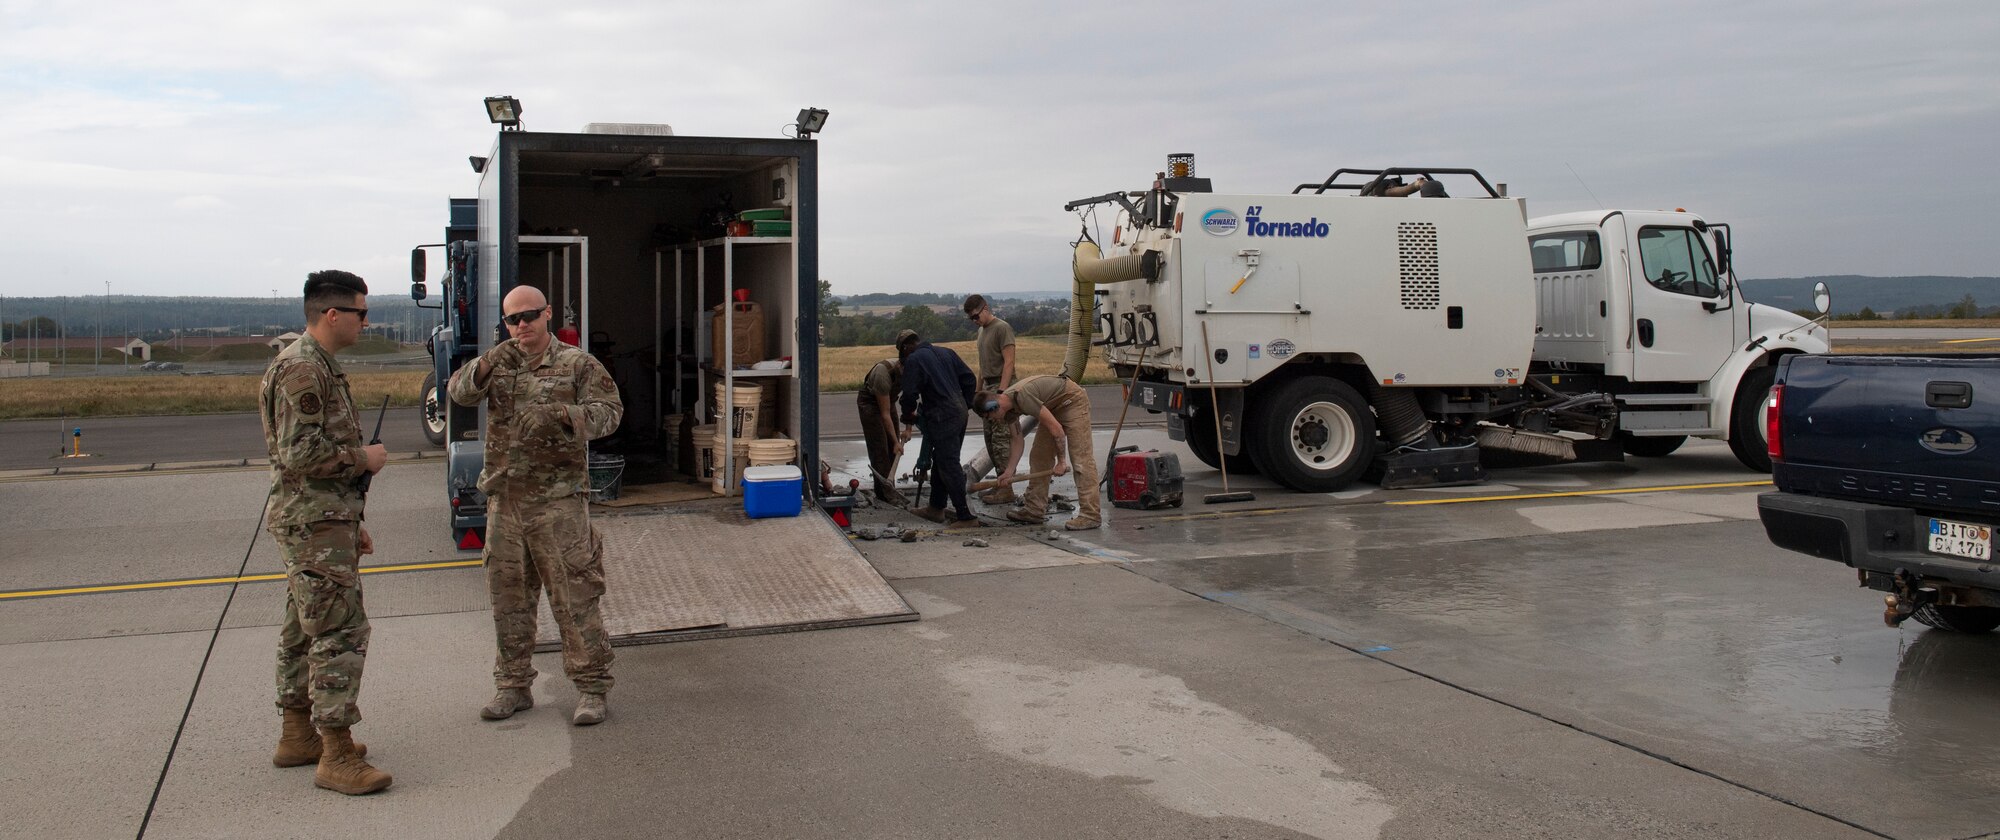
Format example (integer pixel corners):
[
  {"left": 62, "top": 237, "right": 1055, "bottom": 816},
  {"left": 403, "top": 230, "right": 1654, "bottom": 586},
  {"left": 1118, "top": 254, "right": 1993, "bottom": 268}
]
[{"left": 974, "top": 374, "right": 1100, "bottom": 530}]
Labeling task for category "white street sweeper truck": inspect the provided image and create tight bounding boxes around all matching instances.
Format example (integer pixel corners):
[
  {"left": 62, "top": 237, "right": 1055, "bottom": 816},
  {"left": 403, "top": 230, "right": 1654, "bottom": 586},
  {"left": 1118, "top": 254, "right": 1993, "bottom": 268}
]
[{"left": 1066, "top": 157, "right": 1824, "bottom": 493}]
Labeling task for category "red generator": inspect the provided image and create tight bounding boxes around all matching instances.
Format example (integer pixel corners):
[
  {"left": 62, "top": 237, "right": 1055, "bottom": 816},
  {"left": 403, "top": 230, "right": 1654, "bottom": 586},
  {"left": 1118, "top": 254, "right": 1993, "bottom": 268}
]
[{"left": 1112, "top": 449, "right": 1184, "bottom": 510}]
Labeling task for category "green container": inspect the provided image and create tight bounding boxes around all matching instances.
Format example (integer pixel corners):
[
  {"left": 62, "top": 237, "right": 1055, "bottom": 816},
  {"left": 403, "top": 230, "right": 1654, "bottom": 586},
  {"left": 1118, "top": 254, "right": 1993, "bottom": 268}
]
[
  {"left": 738, "top": 208, "right": 788, "bottom": 222},
  {"left": 751, "top": 220, "right": 792, "bottom": 236}
]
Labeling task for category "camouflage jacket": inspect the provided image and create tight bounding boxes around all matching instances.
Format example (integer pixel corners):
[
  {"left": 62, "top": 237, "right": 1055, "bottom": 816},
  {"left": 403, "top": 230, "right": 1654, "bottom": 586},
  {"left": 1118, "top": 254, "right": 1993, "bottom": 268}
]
[
  {"left": 260, "top": 333, "right": 369, "bottom": 526},
  {"left": 448, "top": 340, "right": 623, "bottom": 502}
]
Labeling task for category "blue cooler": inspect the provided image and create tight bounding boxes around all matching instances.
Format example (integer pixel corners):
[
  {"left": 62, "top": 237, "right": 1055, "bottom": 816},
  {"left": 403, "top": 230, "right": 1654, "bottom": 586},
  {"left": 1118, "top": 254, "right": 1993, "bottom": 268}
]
[{"left": 743, "top": 465, "right": 803, "bottom": 519}]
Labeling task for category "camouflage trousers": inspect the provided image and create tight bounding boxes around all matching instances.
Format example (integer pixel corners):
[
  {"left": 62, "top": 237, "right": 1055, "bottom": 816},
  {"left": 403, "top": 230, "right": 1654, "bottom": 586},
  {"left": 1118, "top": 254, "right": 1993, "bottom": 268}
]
[
  {"left": 273, "top": 520, "right": 370, "bottom": 729},
  {"left": 980, "top": 377, "right": 1015, "bottom": 469},
  {"left": 485, "top": 493, "right": 614, "bottom": 695},
  {"left": 982, "top": 412, "right": 1016, "bottom": 472}
]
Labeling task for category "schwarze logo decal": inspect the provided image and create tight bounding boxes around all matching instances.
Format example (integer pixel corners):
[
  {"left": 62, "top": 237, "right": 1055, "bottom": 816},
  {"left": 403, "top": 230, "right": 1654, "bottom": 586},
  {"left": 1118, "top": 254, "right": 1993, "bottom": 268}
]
[{"left": 1201, "top": 208, "right": 1239, "bottom": 236}]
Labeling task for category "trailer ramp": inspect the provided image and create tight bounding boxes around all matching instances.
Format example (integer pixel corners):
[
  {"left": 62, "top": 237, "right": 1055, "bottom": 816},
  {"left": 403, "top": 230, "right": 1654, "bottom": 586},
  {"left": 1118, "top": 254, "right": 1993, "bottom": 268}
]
[{"left": 536, "top": 499, "right": 914, "bottom": 649}]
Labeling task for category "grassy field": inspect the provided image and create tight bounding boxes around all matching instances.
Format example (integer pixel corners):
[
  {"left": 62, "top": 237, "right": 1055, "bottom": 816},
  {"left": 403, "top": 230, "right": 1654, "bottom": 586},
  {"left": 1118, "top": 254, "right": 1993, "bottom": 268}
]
[
  {"left": 0, "top": 371, "right": 428, "bottom": 420},
  {"left": 818, "top": 336, "right": 1118, "bottom": 391},
  {"left": 0, "top": 337, "right": 1110, "bottom": 418},
  {"left": 7, "top": 327, "right": 1988, "bottom": 420}
]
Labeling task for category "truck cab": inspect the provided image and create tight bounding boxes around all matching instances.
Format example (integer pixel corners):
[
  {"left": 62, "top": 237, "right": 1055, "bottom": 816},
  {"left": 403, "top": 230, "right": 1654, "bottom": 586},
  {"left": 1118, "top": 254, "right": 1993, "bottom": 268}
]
[{"left": 1527, "top": 210, "right": 1830, "bottom": 470}]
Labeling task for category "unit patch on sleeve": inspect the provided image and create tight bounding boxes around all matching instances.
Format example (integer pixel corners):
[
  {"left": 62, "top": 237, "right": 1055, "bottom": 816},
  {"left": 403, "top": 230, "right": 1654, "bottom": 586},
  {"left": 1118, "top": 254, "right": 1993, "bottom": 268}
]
[{"left": 298, "top": 393, "right": 322, "bottom": 416}]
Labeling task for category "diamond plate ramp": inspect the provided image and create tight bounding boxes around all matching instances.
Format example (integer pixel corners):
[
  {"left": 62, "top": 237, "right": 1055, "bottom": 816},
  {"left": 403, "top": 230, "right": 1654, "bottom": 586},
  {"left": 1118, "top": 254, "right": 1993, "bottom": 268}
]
[{"left": 536, "top": 500, "right": 913, "bottom": 649}]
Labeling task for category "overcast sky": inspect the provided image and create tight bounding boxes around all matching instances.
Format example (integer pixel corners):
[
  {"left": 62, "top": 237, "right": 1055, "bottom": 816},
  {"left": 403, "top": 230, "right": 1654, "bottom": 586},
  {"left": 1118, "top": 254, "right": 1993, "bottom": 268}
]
[{"left": 2, "top": 1, "right": 1996, "bottom": 300}]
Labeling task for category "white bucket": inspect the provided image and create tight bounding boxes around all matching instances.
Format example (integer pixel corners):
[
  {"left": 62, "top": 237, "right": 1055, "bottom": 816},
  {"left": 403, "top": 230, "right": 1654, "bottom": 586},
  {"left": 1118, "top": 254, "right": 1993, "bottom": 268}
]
[
  {"left": 692, "top": 424, "right": 718, "bottom": 480},
  {"left": 711, "top": 439, "right": 753, "bottom": 495},
  {"left": 713, "top": 381, "right": 763, "bottom": 440},
  {"left": 747, "top": 436, "right": 795, "bottom": 467}
]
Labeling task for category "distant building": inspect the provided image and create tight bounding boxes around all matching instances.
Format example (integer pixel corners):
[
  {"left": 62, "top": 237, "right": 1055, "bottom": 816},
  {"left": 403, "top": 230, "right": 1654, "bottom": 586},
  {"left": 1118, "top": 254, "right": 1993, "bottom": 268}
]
[{"left": 269, "top": 332, "right": 302, "bottom": 350}]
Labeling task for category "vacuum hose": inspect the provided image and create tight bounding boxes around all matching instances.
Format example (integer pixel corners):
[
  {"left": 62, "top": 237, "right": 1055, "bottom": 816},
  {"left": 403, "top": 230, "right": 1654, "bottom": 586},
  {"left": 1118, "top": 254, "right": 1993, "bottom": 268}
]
[
  {"left": 1065, "top": 241, "right": 1160, "bottom": 381},
  {"left": 1365, "top": 380, "right": 1433, "bottom": 447}
]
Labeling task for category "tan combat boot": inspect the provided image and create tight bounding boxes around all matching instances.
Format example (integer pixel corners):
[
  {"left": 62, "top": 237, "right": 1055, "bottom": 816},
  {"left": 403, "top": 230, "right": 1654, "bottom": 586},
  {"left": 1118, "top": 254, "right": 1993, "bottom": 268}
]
[
  {"left": 572, "top": 693, "right": 607, "bottom": 726},
  {"left": 480, "top": 688, "right": 534, "bottom": 720},
  {"left": 273, "top": 708, "right": 365, "bottom": 767},
  {"left": 313, "top": 727, "right": 392, "bottom": 795}
]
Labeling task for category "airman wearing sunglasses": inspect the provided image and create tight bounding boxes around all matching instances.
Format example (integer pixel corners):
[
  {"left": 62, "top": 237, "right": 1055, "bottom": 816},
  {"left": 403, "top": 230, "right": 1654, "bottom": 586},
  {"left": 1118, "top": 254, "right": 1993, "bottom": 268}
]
[
  {"left": 258, "top": 269, "right": 392, "bottom": 795},
  {"left": 448, "top": 285, "right": 624, "bottom": 726}
]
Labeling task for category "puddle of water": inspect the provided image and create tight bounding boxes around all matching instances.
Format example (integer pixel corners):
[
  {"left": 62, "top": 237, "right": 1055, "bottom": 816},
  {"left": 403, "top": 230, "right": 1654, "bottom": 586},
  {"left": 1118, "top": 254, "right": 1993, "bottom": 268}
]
[{"left": 945, "top": 657, "right": 1393, "bottom": 840}]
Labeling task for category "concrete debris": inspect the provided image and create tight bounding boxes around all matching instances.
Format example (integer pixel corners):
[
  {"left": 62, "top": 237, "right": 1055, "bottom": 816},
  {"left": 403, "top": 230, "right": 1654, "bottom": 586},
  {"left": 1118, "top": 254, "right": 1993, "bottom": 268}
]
[
  {"left": 962, "top": 538, "right": 990, "bottom": 548},
  {"left": 900, "top": 529, "right": 919, "bottom": 543},
  {"left": 1046, "top": 529, "right": 1063, "bottom": 541},
  {"left": 855, "top": 529, "right": 878, "bottom": 541}
]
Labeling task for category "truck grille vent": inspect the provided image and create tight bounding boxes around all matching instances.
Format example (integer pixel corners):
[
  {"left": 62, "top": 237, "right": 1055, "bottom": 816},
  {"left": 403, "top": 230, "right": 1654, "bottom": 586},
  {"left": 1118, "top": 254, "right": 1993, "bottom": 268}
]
[{"left": 1398, "top": 222, "right": 1440, "bottom": 310}]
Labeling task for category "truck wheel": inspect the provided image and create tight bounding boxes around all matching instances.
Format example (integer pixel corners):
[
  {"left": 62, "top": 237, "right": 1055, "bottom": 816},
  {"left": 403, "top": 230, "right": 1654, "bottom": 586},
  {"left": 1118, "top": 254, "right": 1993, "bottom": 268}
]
[
  {"left": 1727, "top": 365, "right": 1777, "bottom": 472},
  {"left": 1184, "top": 405, "right": 1258, "bottom": 476},
  {"left": 1911, "top": 604, "right": 2000, "bottom": 633},
  {"left": 1248, "top": 376, "right": 1375, "bottom": 492},
  {"left": 1619, "top": 433, "right": 1685, "bottom": 457},
  {"left": 421, "top": 371, "right": 447, "bottom": 446}
]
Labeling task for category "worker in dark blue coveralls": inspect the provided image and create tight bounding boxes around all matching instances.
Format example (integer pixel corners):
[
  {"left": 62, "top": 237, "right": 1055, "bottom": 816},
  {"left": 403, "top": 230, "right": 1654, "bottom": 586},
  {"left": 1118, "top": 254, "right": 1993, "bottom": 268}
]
[{"left": 896, "top": 331, "right": 979, "bottom": 525}]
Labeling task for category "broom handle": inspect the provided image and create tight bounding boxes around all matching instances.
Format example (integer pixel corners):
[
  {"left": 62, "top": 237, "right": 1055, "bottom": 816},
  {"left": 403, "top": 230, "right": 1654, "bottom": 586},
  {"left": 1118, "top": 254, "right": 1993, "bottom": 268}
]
[{"left": 1200, "top": 321, "right": 1232, "bottom": 493}]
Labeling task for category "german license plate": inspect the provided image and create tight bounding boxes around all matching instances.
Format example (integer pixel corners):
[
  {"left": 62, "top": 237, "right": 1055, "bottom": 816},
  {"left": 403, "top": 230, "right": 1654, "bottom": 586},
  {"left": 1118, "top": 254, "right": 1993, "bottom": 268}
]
[{"left": 1928, "top": 518, "right": 1992, "bottom": 561}]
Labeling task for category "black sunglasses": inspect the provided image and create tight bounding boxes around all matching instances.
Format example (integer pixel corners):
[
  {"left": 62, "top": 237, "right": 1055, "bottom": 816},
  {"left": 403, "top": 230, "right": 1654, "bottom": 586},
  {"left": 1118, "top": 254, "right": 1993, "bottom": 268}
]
[
  {"left": 327, "top": 306, "right": 368, "bottom": 319},
  {"left": 503, "top": 308, "right": 545, "bottom": 326}
]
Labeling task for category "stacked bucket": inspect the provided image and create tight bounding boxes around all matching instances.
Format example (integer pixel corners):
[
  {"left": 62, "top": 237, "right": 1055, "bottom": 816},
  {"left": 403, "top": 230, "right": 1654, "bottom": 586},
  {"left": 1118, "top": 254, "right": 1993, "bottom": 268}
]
[{"left": 693, "top": 381, "right": 795, "bottom": 495}]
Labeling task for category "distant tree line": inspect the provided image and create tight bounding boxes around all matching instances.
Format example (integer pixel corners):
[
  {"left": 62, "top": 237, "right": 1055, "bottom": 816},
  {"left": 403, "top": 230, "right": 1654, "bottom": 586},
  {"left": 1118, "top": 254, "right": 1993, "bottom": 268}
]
[
  {"left": 816, "top": 283, "right": 1081, "bottom": 346},
  {"left": 0, "top": 296, "right": 441, "bottom": 345},
  {"left": 1826, "top": 294, "right": 1992, "bottom": 321}
]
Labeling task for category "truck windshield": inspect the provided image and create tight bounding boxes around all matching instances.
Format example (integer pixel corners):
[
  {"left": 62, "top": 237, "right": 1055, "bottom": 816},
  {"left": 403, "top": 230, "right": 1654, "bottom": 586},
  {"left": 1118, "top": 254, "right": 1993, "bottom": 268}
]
[
  {"left": 1529, "top": 232, "right": 1601, "bottom": 273},
  {"left": 1637, "top": 227, "right": 1720, "bottom": 298}
]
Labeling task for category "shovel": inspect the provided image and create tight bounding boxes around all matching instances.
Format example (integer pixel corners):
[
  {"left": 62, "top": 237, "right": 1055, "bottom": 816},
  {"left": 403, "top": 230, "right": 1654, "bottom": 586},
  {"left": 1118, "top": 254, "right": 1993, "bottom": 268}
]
[{"left": 968, "top": 468, "right": 1058, "bottom": 493}]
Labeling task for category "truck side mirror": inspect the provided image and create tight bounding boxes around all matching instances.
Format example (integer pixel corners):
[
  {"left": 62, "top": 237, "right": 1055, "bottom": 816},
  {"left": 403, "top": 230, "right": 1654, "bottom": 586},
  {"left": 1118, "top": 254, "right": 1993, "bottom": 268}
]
[
  {"left": 1813, "top": 282, "right": 1831, "bottom": 315},
  {"left": 410, "top": 248, "right": 428, "bottom": 301}
]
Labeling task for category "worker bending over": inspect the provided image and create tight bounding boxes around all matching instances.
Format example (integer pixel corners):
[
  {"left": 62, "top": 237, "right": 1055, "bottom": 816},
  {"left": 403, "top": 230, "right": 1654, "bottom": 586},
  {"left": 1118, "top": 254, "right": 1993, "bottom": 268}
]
[{"left": 974, "top": 374, "right": 1100, "bottom": 530}]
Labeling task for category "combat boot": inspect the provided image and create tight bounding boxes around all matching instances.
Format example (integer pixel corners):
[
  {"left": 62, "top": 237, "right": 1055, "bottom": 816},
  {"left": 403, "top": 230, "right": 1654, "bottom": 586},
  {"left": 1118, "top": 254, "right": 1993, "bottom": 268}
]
[
  {"left": 313, "top": 727, "right": 391, "bottom": 795},
  {"left": 273, "top": 708, "right": 366, "bottom": 767},
  {"left": 572, "top": 693, "right": 608, "bottom": 726},
  {"left": 480, "top": 688, "right": 534, "bottom": 720},
  {"left": 978, "top": 486, "right": 1017, "bottom": 505}
]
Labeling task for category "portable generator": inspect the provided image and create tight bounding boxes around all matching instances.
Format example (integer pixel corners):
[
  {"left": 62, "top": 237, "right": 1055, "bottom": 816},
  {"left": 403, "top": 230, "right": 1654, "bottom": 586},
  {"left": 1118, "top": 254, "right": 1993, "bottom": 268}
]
[{"left": 1112, "top": 448, "right": 1184, "bottom": 509}]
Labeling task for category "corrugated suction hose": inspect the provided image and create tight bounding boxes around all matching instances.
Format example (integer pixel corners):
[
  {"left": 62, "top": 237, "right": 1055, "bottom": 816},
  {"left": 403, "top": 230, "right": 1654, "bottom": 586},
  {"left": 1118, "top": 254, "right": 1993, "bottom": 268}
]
[
  {"left": 1064, "top": 241, "right": 1160, "bottom": 381},
  {"left": 1366, "top": 380, "right": 1433, "bottom": 447}
]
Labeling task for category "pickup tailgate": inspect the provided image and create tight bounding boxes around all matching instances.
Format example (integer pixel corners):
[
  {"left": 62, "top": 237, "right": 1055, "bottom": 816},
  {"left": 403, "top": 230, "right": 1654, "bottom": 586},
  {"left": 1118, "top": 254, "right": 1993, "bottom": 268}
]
[{"left": 1774, "top": 354, "right": 2000, "bottom": 512}]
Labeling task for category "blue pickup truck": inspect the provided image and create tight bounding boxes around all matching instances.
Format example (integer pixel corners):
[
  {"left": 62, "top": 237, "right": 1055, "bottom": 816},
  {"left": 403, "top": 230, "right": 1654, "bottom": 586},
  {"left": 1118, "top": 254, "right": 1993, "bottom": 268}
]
[{"left": 1758, "top": 352, "right": 2000, "bottom": 632}]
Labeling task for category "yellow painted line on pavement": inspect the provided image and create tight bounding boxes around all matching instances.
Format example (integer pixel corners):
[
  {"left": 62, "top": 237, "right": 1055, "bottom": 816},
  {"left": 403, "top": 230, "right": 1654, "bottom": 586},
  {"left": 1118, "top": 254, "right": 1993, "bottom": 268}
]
[
  {"left": 1941, "top": 337, "right": 2000, "bottom": 345},
  {"left": 1386, "top": 479, "right": 1771, "bottom": 506},
  {"left": 0, "top": 559, "right": 483, "bottom": 602}
]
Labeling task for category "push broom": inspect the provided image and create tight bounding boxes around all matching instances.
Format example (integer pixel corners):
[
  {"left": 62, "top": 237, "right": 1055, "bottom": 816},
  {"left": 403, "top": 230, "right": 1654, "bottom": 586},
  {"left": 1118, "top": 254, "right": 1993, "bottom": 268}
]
[{"left": 1200, "top": 321, "right": 1255, "bottom": 504}]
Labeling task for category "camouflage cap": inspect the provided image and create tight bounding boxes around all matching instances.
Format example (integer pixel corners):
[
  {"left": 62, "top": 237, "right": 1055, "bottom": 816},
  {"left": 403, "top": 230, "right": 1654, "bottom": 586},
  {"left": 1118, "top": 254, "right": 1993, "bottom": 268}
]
[{"left": 894, "top": 329, "right": 919, "bottom": 347}]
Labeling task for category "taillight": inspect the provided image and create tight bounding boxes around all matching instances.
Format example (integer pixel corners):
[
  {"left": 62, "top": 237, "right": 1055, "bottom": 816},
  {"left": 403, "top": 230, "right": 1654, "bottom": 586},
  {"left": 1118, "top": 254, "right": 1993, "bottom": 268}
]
[{"left": 1765, "top": 384, "right": 1784, "bottom": 461}]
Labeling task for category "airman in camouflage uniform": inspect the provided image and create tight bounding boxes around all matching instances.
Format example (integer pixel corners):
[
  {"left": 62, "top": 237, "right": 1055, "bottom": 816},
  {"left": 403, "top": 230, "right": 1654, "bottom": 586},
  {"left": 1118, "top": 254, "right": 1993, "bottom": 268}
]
[
  {"left": 449, "top": 285, "right": 624, "bottom": 726},
  {"left": 259, "top": 270, "right": 392, "bottom": 795}
]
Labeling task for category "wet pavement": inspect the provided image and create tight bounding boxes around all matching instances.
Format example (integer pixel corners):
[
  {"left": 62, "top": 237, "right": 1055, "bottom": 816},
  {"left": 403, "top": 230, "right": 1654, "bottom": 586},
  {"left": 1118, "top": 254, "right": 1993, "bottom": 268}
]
[{"left": 4, "top": 426, "right": 1999, "bottom": 838}]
